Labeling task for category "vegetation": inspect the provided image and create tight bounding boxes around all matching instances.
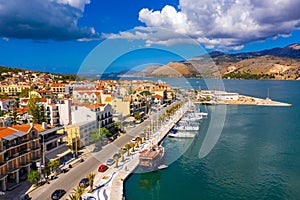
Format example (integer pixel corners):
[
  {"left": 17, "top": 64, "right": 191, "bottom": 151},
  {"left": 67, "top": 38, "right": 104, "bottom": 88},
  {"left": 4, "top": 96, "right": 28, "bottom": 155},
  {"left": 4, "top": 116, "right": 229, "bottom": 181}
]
[
  {"left": 68, "top": 193, "right": 78, "bottom": 200},
  {"left": 28, "top": 170, "right": 40, "bottom": 185},
  {"left": 124, "top": 143, "right": 131, "bottom": 156},
  {"left": 47, "top": 160, "right": 60, "bottom": 172},
  {"left": 119, "top": 148, "right": 126, "bottom": 162},
  {"left": 113, "top": 155, "right": 119, "bottom": 168},
  {"left": 222, "top": 72, "right": 276, "bottom": 80},
  {"left": 28, "top": 94, "right": 46, "bottom": 124},
  {"left": 72, "top": 186, "right": 85, "bottom": 200},
  {"left": 8, "top": 102, "right": 20, "bottom": 125},
  {"left": 140, "top": 90, "right": 151, "bottom": 96},
  {"left": 87, "top": 173, "right": 95, "bottom": 193},
  {"left": 89, "top": 127, "right": 112, "bottom": 144},
  {"left": 134, "top": 112, "right": 142, "bottom": 120},
  {"left": 18, "top": 88, "right": 31, "bottom": 98}
]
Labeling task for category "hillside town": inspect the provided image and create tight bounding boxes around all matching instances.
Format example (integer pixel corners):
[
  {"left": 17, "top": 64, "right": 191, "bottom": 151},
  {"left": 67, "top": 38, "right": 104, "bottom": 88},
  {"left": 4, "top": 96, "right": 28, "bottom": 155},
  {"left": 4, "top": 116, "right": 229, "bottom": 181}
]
[{"left": 0, "top": 69, "right": 177, "bottom": 195}]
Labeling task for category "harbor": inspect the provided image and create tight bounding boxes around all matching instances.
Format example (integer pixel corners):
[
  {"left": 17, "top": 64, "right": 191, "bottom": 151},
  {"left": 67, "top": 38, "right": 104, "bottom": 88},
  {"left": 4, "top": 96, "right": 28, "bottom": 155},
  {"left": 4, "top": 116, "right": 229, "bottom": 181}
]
[{"left": 82, "top": 101, "right": 192, "bottom": 200}]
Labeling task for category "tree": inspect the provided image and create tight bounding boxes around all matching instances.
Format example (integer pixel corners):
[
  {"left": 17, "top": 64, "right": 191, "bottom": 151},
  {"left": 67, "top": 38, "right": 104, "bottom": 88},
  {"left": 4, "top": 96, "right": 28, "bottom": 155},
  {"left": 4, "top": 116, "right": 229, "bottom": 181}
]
[
  {"left": 140, "top": 91, "right": 151, "bottom": 96},
  {"left": 89, "top": 129, "right": 102, "bottom": 144},
  {"left": 87, "top": 173, "right": 95, "bottom": 193},
  {"left": 113, "top": 155, "right": 119, "bottom": 168},
  {"left": 130, "top": 142, "right": 135, "bottom": 152},
  {"left": 73, "top": 186, "right": 85, "bottom": 200},
  {"left": 134, "top": 112, "right": 142, "bottom": 120},
  {"left": 68, "top": 193, "right": 78, "bottom": 200},
  {"left": 47, "top": 160, "right": 60, "bottom": 172},
  {"left": 119, "top": 148, "right": 125, "bottom": 162},
  {"left": 125, "top": 143, "right": 131, "bottom": 156},
  {"left": 19, "top": 88, "right": 31, "bottom": 98},
  {"left": 28, "top": 170, "right": 40, "bottom": 185},
  {"left": 28, "top": 94, "right": 46, "bottom": 124}
]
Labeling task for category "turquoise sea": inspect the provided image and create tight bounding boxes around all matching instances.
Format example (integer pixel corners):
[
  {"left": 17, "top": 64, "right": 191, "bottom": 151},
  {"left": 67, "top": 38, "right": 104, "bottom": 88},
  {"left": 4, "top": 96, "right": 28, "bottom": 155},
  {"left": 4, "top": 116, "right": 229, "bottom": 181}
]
[{"left": 124, "top": 79, "right": 300, "bottom": 200}]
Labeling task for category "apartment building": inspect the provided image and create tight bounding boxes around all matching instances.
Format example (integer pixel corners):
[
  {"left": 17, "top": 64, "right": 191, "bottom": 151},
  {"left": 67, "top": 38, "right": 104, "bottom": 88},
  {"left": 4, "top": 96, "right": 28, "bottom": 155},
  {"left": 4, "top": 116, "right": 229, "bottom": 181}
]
[{"left": 0, "top": 124, "right": 40, "bottom": 191}]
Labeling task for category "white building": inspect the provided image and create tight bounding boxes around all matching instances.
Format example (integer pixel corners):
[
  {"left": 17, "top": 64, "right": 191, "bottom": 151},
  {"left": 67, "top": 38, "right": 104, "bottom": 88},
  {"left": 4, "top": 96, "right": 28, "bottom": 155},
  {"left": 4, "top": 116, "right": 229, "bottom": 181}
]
[
  {"left": 72, "top": 103, "right": 113, "bottom": 129},
  {"left": 214, "top": 91, "right": 239, "bottom": 101},
  {"left": 45, "top": 99, "right": 72, "bottom": 126}
]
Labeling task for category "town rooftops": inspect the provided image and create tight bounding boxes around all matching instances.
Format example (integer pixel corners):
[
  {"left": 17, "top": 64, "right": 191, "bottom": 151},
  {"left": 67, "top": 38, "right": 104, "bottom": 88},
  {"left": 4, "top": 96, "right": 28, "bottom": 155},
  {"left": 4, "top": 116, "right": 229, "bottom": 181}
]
[{"left": 154, "top": 94, "right": 163, "bottom": 99}]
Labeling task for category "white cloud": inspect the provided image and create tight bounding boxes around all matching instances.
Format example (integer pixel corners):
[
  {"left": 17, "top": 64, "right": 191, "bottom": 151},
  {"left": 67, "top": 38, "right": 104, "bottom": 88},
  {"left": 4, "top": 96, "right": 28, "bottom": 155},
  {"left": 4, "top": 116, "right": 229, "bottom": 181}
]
[
  {"left": 55, "top": 0, "right": 90, "bottom": 11},
  {"left": 106, "top": 0, "right": 300, "bottom": 50},
  {"left": 0, "top": 0, "right": 98, "bottom": 41}
]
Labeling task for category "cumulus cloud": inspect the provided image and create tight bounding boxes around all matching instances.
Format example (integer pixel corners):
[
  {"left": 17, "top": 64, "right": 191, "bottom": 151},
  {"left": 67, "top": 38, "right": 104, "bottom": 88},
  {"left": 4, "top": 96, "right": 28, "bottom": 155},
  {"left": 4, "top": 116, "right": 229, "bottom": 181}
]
[
  {"left": 0, "top": 0, "right": 99, "bottom": 41},
  {"left": 106, "top": 0, "right": 300, "bottom": 50}
]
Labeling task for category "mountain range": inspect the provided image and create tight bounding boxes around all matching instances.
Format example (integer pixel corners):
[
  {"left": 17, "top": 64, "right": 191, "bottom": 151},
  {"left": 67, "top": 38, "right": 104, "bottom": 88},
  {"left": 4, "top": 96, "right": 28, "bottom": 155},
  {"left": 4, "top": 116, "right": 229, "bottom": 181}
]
[{"left": 133, "top": 43, "right": 300, "bottom": 80}]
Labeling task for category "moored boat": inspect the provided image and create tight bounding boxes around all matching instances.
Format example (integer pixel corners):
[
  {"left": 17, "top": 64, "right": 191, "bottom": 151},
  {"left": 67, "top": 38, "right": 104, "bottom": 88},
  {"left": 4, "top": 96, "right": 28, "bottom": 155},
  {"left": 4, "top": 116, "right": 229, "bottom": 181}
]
[{"left": 139, "top": 145, "right": 165, "bottom": 171}]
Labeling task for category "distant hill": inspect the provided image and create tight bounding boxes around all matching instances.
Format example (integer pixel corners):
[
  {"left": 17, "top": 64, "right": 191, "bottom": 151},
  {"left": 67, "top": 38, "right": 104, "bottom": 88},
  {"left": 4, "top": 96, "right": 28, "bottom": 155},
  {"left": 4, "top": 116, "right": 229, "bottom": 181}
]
[{"left": 135, "top": 43, "right": 300, "bottom": 80}]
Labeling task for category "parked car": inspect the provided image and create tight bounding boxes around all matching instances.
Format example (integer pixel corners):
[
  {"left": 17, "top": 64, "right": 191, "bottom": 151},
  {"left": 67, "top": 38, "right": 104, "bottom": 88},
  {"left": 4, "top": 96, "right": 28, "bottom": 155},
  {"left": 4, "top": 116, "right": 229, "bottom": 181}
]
[
  {"left": 93, "top": 146, "right": 101, "bottom": 152},
  {"left": 119, "top": 128, "right": 126, "bottom": 133},
  {"left": 107, "top": 138, "right": 114, "bottom": 143},
  {"left": 19, "top": 194, "right": 31, "bottom": 200},
  {"left": 79, "top": 178, "right": 89, "bottom": 188},
  {"left": 131, "top": 137, "right": 136, "bottom": 142},
  {"left": 98, "top": 164, "right": 108, "bottom": 172},
  {"left": 51, "top": 189, "right": 66, "bottom": 200},
  {"left": 106, "top": 158, "right": 115, "bottom": 166}
]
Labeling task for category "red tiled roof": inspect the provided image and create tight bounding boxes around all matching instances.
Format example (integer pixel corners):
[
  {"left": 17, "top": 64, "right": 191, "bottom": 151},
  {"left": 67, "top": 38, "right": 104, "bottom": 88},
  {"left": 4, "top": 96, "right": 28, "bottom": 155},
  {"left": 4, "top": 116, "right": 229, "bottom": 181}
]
[{"left": 154, "top": 94, "right": 163, "bottom": 99}]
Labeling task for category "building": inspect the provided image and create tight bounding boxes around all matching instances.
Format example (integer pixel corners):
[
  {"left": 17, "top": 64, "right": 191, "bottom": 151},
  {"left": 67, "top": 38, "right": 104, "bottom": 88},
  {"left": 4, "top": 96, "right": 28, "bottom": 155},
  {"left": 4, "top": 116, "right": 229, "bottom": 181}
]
[
  {"left": 213, "top": 91, "right": 239, "bottom": 101},
  {"left": 72, "top": 104, "right": 113, "bottom": 129},
  {"left": 0, "top": 84, "right": 30, "bottom": 96},
  {"left": 0, "top": 124, "right": 40, "bottom": 191},
  {"left": 37, "top": 123, "right": 69, "bottom": 164},
  {"left": 45, "top": 99, "right": 72, "bottom": 126},
  {"left": 64, "top": 120, "right": 97, "bottom": 148}
]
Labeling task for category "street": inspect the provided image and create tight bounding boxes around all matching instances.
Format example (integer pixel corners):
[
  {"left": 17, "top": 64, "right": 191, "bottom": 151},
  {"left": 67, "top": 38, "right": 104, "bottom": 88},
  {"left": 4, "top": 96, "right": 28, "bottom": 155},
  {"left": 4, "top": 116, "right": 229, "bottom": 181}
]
[{"left": 29, "top": 103, "right": 175, "bottom": 200}]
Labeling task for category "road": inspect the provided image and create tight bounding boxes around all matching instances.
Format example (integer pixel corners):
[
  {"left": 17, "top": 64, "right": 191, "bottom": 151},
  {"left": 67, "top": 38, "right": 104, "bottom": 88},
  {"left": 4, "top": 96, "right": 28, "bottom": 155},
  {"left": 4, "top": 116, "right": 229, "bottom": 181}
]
[{"left": 29, "top": 103, "right": 176, "bottom": 200}]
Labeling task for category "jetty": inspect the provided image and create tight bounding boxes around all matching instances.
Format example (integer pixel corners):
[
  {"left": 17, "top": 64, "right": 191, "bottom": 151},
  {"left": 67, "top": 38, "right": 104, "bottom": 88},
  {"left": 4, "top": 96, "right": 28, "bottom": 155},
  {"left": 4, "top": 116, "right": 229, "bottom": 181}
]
[{"left": 196, "top": 90, "right": 292, "bottom": 106}]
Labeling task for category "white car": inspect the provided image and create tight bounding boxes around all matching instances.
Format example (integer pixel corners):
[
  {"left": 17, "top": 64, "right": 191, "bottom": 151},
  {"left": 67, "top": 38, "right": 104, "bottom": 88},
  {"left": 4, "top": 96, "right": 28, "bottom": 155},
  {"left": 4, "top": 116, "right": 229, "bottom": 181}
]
[{"left": 106, "top": 158, "right": 115, "bottom": 166}]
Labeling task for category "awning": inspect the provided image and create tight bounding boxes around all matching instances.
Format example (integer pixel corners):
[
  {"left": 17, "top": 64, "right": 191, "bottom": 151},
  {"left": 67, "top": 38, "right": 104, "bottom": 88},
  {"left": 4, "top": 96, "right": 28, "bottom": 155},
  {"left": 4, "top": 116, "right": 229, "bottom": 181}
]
[
  {"left": 2, "top": 131, "right": 27, "bottom": 141},
  {"left": 45, "top": 145, "right": 71, "bottom": 160},
  {"left": 39, "top": 126, "right": 64, "bottom": 136}
]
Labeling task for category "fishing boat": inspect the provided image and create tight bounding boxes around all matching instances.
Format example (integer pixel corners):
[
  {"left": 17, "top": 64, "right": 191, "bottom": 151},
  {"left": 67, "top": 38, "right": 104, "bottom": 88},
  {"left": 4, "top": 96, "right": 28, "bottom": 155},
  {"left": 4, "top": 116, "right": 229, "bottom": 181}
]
[
  {"left": 174, "top": 125, "right": 199, "bottom": 131},
  {"left": 168, "top": 131, "right": 195, "bottom": 138},
  {"left": 139, "top": 145, "right": 165, "bottom": 171}
]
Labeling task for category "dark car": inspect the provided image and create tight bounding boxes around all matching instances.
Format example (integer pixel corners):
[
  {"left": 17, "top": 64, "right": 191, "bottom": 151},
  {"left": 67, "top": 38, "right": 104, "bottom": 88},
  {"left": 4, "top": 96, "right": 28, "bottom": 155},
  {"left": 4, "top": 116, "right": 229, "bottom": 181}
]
[
  {"left": 98, "top": 164, "right": 108, "bottom": 172},
  {"left": 19, "top": 194, "right": 31, "bottom": 200},
  {"left": 79, "top": 178, "right": 89, "bottom": 188},
  {"left": 93, "top": 146, "right": 101, "bottom": 152},
  {"left": 51, "top": 189, "right": 66, "bottom": 200}
]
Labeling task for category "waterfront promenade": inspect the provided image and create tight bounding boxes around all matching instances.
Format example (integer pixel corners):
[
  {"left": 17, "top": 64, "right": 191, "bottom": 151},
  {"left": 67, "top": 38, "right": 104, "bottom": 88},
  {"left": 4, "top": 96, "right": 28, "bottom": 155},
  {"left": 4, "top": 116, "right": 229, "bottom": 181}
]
[
  {"left": 82, "top": 102, "right": 188, "bottom": 200},
  {"left": 108, "top": 103, "right": 187, "bottom": 200}
]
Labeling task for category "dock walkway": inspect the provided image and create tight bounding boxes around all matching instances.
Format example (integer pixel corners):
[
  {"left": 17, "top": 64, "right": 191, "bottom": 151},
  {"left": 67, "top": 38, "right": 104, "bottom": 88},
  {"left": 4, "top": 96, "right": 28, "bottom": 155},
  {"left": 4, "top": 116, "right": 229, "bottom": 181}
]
[{"left": 107, "top": 102, "right": 188, "bottom": 200}]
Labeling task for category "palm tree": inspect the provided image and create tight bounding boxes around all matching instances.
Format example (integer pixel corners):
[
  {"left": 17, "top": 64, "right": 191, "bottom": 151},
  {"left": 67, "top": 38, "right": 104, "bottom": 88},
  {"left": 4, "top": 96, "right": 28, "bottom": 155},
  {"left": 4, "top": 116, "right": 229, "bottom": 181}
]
[
  {"left": 130, "top": 142, "right": 135, "bottom": 152},
  {"left": 119, "top": 148, "right": 125, "bottom": 162},
  {"left": 68, "top": 193, "right": 78, "bottom": 200},
  {"left": 73, "top": 186, "right": 85, "bottom": 200},
  {"left": 113, "top": 155, "right": 119, "bottom": 168},
  {"left": 87, "top": 173, "right": 95, "bottom": 193},
  {"left": 137, "top": 136, "right": 143, "bottom": 145},
  {"left": 125, "top": 143, "right": 131, "bottom": 156}
]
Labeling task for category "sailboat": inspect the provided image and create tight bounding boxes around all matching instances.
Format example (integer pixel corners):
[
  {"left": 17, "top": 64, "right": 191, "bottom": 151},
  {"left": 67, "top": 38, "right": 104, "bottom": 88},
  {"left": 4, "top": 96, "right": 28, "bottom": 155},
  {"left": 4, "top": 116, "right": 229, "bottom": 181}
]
[{"left": 266, "top": 88, "right": 272, "bottom": 101}]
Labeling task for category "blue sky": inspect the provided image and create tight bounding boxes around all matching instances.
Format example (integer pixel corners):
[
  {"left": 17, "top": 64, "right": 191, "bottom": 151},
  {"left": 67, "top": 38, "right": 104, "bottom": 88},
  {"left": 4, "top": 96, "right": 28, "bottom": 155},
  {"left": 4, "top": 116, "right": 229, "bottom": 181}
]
[{"left": 0, "top": 0, "right": 299, "bottom": 74}]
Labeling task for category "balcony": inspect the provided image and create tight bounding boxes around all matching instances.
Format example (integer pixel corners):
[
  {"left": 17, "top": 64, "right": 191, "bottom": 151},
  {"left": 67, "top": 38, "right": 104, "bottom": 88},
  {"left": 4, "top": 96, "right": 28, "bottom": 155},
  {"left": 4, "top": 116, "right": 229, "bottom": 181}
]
[
  {"left": 8, "top": 165, "right": 19, "bottom": 173},
  {"left": 0, "top": 161, "right": 6, "bottom": 167},
  {"left": 20, "top": 160, "right": 31, "bottom": 167},
  {"left": 32, "top": 156, "right": 41, "bottom": 162}
]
